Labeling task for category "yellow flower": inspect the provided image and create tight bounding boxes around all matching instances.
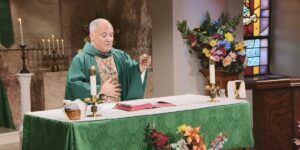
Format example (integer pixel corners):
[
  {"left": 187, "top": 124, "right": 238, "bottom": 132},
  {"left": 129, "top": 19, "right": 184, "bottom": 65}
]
[
  {"left": 202, "top": 48, "right": 211, "bottom": 58},
  {"left": 209, "top": 39, "right": 217, "bottom": 47},
  {"left": 234, "top": 41, "right": 245, "bottom": 51},
  {"left": 177, "top": 124, "right": 190, "bottom": 134},
  {"left": 224, "top": 32, "right": 234, "bottom": 42}
]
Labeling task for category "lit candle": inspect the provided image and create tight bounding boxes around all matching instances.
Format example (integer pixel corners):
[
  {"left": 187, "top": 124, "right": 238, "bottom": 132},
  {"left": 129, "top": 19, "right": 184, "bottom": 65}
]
[
  {"left": 61, "top": 39, "right": 64, "bottom": 55},
  {"left": 90, "top": 65, "right": 97, "bottom": 96},
  {"left": 47, "top": 39, "right": 51, "bottom": 55},
  {"left": 56, "top": 39, "right": 60, "bottom": 55},
  {"left": 209, "top": 58, "right": 215, "bottom": 84},
  {"left": 18, "top": 18, "right": 24, "bottom": 45},
  {"left": 51, "top": 35, "right": 55, "bottom": 49},
  {"left": 42, "top": 39, "right": 46, "bottom": 55}
]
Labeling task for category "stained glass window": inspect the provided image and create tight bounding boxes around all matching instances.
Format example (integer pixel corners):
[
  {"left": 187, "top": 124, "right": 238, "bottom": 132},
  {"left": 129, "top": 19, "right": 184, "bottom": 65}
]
[{"left": 243, "top": 0, "right": 270, "bottom": 76}]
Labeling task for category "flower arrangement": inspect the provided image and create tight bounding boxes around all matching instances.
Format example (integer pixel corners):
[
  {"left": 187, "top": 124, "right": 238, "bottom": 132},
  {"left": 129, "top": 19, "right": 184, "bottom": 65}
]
[
  {"left": 171, "top": 124, "right": 207, "bottom": 150},
  {"left": 176, "top": 12, "right": 246, "bottom": 74},
  {"left": 144, "top": 124, "right": 228, "bottom": 150},
  {"left": 144, "top": 124, "right": 170, "bottom": 150}
]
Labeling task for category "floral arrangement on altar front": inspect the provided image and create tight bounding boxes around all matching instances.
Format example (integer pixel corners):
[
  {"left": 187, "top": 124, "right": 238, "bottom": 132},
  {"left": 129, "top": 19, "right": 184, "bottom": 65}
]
[
  {"left": 144, "top": 124, "right": 228, "bottom": 150},
  {"left": 176, "top": 12, "right": 247, "bottom": 74}
]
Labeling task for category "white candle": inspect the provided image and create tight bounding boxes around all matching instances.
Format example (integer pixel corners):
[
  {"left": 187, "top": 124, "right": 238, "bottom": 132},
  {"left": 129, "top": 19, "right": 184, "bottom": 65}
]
[
  {"left": 51, "top": 35, "right": 55, "bottom": 49},
  {"left": 209, "top": 59, "right": 216, "bottom": 84},
  {"left": 56, "top": 39, "right": 60, "bottom": 55},
  {"left": 90, "top": 66, "right": 97, "bottom": 96},
  {"left": 61, "top": 39, "right": 64, "bottom": 55},
  {"left": 42, "top": 39, "right": 46, "bottom": 55},
  {"left": 18, "top": 18, "right": 24, "bottom": 45},
  {"left": 47, "top": 39, "right": 51, "bottom": 55}
]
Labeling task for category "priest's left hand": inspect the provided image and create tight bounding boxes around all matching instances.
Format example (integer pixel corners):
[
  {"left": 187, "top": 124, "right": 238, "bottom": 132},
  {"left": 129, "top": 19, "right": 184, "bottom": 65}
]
[{"left": 139, "top": 53, "right": 151, "bottom": 72}]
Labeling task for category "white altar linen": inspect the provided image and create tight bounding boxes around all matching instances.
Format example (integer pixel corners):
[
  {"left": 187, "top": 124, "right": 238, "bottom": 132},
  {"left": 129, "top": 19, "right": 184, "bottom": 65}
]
[{"left": 26, "top": 94, "right": 246, "bottom": 122}]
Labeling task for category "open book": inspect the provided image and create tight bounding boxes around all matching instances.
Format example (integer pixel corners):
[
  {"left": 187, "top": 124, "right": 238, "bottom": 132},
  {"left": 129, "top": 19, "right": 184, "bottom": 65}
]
[{"left": 114, "top": 101, "right": 176, "bottom": 112}]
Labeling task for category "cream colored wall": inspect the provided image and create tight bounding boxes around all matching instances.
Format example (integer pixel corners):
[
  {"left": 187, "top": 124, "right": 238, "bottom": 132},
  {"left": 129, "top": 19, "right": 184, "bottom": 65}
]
[
  {"left": 152, "top": 0, "right": 175, "bottom": 97},
  {"left": 271, "top": 0, "right": 300, "bottom": 76}
]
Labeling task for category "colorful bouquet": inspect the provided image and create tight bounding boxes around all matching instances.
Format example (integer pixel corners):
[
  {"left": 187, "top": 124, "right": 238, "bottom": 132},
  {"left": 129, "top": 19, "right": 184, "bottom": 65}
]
[
  {"left": 144, "top": 124, "right": 228, "bottom": 150},
  {"left": 171, "top": 124, "right": 207, "bottom": 150},
  {"left": 144, "top": 124, "right": 170, "bottom": 150},
  {"left": 177, "top": 12, "right": 246, "bottom": 74}
]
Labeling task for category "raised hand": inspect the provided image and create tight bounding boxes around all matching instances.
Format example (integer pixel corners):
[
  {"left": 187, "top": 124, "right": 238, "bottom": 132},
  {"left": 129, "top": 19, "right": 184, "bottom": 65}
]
[{"left": 139, "top": 53, "right": 151, "bottom": 72}]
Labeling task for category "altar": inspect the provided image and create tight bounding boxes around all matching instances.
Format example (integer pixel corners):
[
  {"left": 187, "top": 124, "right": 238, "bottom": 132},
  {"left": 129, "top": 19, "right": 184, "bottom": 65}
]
[{"left": 22, "top": 94, "right": 254, "bottom": 150}]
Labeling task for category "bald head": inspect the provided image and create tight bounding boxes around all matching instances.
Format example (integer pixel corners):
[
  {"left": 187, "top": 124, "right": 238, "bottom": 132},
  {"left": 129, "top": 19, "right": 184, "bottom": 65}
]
[
  {"left": 89, "top": 18, "right": 114, "bottom": 52},
  {"left": 89, "top": 18, "right": 113, "bottom": 34}
]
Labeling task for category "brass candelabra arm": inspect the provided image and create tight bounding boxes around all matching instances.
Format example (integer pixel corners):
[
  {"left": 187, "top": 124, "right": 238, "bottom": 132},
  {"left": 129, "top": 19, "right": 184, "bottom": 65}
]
[
  {"left": 205, "top": 83, "right": 220, "bottom": 102},
  {"left": 84, "top": 96, "right": 104, "bottom": 117},
  {"left": 234, "top": 81, "right": 241, "bottom": 99}
]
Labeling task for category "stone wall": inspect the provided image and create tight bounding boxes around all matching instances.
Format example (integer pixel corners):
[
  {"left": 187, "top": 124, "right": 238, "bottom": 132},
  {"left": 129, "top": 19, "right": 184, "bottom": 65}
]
[{"left": 0, "top": 0, "right": 152, "bottom": 129}]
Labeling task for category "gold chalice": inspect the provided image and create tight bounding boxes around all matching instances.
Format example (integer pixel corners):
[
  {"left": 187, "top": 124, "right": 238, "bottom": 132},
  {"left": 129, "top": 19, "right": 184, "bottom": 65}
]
[{"left": 234, "top": 81, "right": 241, "bottom": 99}]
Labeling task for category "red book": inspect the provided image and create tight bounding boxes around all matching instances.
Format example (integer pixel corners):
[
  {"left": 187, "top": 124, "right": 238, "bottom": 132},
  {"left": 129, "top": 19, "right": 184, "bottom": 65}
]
[
  {"left": 154, "top": 101, "right": 176, "bottom": 108},
  {"left": 114, "top": 101, "right": 176, "bottom": 112}
]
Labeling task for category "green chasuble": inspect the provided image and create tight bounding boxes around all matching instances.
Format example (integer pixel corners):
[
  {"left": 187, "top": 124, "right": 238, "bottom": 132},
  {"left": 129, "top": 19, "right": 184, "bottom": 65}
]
[{"left": 65, "top": 42, "right": 147, "bottom": 101}]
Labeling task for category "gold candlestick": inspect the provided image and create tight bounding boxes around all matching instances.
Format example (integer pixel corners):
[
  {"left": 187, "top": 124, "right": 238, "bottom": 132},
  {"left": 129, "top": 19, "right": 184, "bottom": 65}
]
[
  {"left": 84, "top": 66, "right": 103, "bottom": 117},
  {"left": 205, "top": 83, "right": 219, "bottom": 102},
  {"left": 91, "top": 95, "right": 98, "bottom": 117}
]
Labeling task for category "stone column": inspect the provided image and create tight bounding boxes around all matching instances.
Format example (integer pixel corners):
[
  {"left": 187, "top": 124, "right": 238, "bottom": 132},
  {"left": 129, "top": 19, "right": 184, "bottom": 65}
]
[{"left": 17, "top": 73, "right": 34, "bottom": 130}]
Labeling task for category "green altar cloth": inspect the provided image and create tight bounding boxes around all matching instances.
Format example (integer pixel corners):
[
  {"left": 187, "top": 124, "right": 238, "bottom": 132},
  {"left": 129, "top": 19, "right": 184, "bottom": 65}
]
[
  {"left": 23, "top": 102, "right": 254, "bottom": 150},
  {"left": 0, "top": 78, "right": 15, "bottom": 129}
]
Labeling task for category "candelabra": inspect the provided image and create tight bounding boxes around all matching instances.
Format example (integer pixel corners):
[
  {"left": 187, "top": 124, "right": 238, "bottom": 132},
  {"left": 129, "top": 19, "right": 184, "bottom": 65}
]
[
  {"left": 19, "top": 45, "right": 30, "bottom": 73},
  {"left": 43, "top": 48, "right": 66, "bottom": 72},
  {"left": 205, "top": 83, "right": 220, "bottom": 102},
  {"left": 51, "top": 49, "right": 59, "bottom": 72}
]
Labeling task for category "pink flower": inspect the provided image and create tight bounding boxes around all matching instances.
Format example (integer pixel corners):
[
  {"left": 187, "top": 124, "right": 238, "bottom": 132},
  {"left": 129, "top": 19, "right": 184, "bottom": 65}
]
[
  {"left": 223, "top": 56, "right": 232, "bottom": 67},
  {"left": 210, "top": 48, "right": 226, "bottom": 62},
  {"left": 212, "top": 55, "right": 222, "bottom": 62},
  {"left": 189, "top": 35, "right": 197, "bottom": 48},
  {"left": 229, "top": 51, "right": 237, "bottom": 60}
]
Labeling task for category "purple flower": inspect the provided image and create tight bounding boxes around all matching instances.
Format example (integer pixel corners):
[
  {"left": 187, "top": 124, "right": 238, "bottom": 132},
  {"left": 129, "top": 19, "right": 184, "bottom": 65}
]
[{"left": 218, "top": 40, "right": 231, "bottom": 50}]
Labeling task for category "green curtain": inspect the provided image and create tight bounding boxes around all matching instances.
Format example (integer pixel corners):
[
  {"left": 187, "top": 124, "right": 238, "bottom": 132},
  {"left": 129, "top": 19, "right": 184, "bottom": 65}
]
[
  {"left": 0, "top": 0, "right": 14, "bottom": 48},
  {"left": 0, "top": 78, "right": 15, "bottom": 129}
]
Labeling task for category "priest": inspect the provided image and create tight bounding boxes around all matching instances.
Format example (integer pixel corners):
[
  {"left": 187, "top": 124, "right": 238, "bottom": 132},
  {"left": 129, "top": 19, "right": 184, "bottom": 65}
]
[{"left": 65, "top": 18, "right": 151, "bottom": 102}]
